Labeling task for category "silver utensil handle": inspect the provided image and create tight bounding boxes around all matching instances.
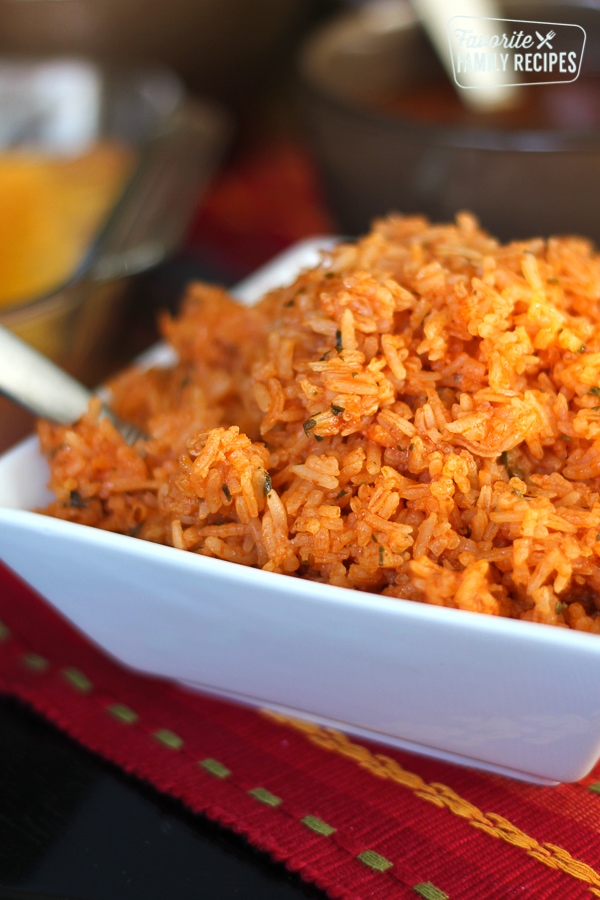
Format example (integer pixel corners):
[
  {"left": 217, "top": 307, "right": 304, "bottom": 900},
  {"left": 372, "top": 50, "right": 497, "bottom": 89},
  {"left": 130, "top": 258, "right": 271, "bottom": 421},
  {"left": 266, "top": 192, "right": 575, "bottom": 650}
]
[{"left": 0, "top": 324, "right": 92, "bottom": 424}]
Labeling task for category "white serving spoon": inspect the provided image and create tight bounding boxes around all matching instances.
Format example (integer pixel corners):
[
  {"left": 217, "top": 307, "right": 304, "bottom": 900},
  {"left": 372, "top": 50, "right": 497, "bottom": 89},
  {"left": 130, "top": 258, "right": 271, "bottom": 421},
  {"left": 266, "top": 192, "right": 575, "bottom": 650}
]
[{"left": 411, "top": 0, "right": 519, "bottom": 112}]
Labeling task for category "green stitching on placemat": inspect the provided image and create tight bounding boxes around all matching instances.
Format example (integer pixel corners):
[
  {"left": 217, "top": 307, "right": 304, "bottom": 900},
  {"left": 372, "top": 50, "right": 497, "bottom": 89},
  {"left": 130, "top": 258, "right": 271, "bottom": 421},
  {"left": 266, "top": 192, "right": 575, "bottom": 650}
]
[
  {"left": 106, "top": 703, "right": 138, "bottom": 724},
  {"left": 413, "top": 882, "right": 449, "bottom": 900},
  {"left": 62, "top": 667, "right": 93, "bottom": 693},
  {"left": 357, "top": 850, "right": 393, "bottom": 872},
  {"left": 248, "top": 787, "right": 282, "bottom": 807},
  {"left": 588, "top": 783, "right": 600, "bottom": 795},
  {"left": 153, "top": 729, "right": 184, "bottom": 750},
  {"left": 200, "top": 758, "right": 231, "bottom": 779},
  {"left": 301, "top": 815, "right": 336, "bottom": 837},
  {"left": 21, "top": 652, "right": 49, "bottom": 672},
  {"left": 2, "top": 636, "right": 447, "bottom": 888}
]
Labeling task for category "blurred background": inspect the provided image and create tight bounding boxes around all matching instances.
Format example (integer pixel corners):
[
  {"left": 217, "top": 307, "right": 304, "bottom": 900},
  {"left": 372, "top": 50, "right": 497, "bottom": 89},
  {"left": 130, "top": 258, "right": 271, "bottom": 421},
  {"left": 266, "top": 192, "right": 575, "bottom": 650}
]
[
  {"left": 1, "top": 0, "right": 600, "bottom": 450},
  {"left": 0, "top": 0, "right": 338, "bottom": 448}
]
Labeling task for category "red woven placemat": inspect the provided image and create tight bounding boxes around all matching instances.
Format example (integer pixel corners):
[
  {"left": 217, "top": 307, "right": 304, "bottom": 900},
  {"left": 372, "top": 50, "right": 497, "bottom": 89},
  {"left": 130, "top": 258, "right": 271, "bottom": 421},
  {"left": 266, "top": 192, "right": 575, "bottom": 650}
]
[{"left": 1, "top": 560, "right": 600, "bottom": 900}]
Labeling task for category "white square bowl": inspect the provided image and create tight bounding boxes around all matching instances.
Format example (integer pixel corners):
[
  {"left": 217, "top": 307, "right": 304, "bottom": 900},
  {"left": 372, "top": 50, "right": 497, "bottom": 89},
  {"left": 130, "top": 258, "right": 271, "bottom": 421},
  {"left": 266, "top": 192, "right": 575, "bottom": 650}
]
[{"left": 1, "top": 239, "right": 600, "bottom": 786}]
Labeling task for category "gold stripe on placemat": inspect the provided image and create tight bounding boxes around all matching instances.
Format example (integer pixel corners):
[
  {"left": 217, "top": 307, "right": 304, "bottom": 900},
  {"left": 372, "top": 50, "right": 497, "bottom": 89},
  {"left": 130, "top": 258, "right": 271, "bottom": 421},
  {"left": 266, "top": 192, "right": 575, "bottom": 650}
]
[{"left": 262, "top": 710, "right": 600, "bottom": 898}]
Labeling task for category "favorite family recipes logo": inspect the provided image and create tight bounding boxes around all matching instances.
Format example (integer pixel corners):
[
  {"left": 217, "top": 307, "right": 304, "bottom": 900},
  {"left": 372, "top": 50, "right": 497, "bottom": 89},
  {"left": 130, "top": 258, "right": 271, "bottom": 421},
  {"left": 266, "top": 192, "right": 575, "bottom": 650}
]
[{"left": 447, "top": 17, "right": 586, "bottom": 89}]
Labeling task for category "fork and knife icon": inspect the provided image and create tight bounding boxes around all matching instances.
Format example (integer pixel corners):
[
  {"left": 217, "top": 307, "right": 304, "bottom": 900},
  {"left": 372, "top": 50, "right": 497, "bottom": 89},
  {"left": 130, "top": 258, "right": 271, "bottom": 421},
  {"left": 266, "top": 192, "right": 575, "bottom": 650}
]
[{"left": 535, "top": 29, "right": 556, "bottom": 49}]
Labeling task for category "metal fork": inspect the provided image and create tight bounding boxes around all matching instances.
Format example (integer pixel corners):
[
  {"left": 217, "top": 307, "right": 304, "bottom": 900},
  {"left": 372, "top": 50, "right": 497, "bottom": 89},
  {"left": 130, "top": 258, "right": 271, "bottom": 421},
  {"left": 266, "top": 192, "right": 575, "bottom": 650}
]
[{"left": 0, "top": 324, "right": 146, "bottom": 445}]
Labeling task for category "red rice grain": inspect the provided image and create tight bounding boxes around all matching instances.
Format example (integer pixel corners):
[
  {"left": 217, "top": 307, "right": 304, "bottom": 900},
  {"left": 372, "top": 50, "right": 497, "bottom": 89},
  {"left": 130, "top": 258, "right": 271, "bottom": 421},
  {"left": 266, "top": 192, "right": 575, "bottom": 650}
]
[{"left": 38, "top": 214, "right": 600, "bottom": 631}]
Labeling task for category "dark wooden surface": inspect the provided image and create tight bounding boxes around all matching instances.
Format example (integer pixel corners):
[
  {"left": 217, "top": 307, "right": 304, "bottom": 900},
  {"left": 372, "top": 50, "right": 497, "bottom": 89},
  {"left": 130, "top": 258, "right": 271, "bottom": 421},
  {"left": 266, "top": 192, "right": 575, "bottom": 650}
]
[{"left": 0, "top": 696, "right": 327, "bottom": 900}]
